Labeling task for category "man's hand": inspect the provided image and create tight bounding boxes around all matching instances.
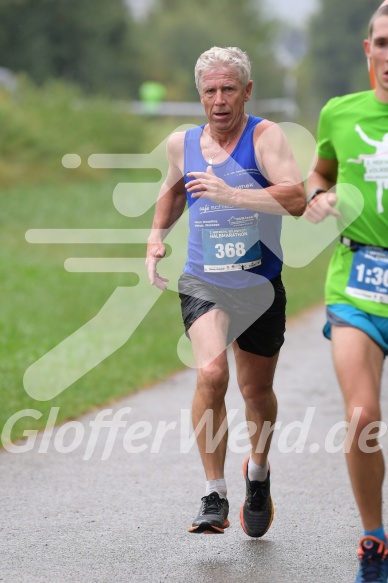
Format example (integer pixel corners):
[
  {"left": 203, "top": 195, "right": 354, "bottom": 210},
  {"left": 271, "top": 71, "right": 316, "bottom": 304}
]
[
  {"left": 146, "top": 242, "right": 169, "bottom": 290},
  {"left": 186, "top": 166, "right": 236, "bottom": 206},
  {"left": 304, "top": 191, "right": 340, "bottom": 224}
]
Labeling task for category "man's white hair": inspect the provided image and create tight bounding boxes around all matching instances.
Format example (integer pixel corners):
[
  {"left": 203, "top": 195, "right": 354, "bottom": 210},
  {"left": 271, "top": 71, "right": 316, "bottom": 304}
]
[{"left": 194, "top": 46, "right": 251, "bottom": 92}]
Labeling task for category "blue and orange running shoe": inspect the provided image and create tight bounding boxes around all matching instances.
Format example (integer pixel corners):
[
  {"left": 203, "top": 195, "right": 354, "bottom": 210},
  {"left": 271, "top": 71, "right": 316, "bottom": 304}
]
[
  {"left": 355, "top": 536, "right": 388, "bottom": 582},
  {"left": 240, "top": 456, "right": 274, "bottom": 538},
  {"left": 188, "top": 492, "right": 230, "bottom": 534}
]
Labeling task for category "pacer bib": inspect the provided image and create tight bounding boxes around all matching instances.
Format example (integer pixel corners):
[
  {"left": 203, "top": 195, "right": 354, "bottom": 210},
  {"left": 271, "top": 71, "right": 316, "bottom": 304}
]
[
  {"left": 202, "top": 225, "right": 262, "bottom": 272},
  {"left": 346, "top": 247, "right": 388, "bottom": 304}
]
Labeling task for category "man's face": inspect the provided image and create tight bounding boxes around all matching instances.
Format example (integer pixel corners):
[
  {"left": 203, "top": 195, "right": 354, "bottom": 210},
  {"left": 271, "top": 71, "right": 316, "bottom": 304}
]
[
  {"left": 199, "top": 66, "right": 252, "bottom": 131},
  {"left": 364, "top": 15, "right": 388, "bottom": 101}
]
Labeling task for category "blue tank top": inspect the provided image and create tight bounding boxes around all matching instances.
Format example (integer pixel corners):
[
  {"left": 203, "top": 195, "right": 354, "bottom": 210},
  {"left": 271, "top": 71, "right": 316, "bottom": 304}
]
[{"left": 183, "top": 115, "right": 283, "bottom": 289}]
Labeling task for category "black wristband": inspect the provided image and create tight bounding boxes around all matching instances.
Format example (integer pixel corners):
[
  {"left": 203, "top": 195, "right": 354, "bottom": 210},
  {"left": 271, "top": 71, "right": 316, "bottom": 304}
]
[{"left": 307, "top": 188, "right": 326, "bottom": 204}]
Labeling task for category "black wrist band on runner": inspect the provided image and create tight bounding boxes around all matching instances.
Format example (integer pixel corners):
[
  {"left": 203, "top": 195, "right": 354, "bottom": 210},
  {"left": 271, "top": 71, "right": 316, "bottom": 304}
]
[{"left": 307, "top": 188, "right": 326, "bottom": 204}]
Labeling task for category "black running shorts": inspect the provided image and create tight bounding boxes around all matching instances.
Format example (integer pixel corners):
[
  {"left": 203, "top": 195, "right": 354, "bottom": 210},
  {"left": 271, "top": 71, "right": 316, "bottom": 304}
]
[{"left": 178, "top": 273, "right": 286, "bottom": 357}]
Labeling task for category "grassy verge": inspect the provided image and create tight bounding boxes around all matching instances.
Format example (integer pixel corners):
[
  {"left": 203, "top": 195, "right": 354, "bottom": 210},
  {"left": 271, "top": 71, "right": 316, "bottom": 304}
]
[
  {"left": 282, "top": 248, "right": 334, "bottom": 316},
  {"left": 2, "top": 178, "right": 183, "bottom": 444},
  {"left": 2, "top": 176, "right": 333, "bottom": 445}
]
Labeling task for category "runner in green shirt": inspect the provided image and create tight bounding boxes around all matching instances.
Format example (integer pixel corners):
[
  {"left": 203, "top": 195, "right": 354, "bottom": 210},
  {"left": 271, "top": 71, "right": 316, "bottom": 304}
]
[{"left": 305, "top": 5, "right": 388, "bottom": 582}]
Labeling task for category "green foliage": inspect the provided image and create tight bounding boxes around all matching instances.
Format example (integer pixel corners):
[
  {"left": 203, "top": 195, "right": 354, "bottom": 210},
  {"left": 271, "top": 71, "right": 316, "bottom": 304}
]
[
  {"left": 303, "top": 0, "right": 382, "bottom": 112},
  {"left": 134, "top": 0, "right": 285, "bottom": 100},
  {"left": 0, "top": 0, "right": 140, "bottom": 98},
  {"left": 0, "top": 0, "right": 287, "bottom": 103},
  {"left": 0, "top": 76, "right": 155, "bottom": 186}
]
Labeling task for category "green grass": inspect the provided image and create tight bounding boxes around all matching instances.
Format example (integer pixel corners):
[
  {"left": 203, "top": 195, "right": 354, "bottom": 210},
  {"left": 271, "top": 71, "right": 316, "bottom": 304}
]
[
  {"left": 282, "top": 246, "right": 334, "bottom": 316},
  {"left": 0, "top": 76, "right": 180, "bottom": 187},
  {"left": 1, "top": 176, "right": 333, "bottom": 445},
  {"left": 1, "top": 178, "right": 185, "bottom": 444},
  {"left": 1, "top": 77, "right": 333, "bottom": 446}
]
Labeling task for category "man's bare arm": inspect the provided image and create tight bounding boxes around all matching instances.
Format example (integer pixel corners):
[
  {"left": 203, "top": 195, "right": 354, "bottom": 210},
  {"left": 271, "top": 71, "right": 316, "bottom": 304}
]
[
  {"left": 304, "top": 156, "right": 340, "bottom": 224},
  {"left": 146, "top": 132, "right": 187, "bottom": 289}
]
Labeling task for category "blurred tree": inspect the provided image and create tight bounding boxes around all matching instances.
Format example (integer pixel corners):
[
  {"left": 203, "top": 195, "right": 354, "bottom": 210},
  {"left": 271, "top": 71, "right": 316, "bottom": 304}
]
[
  {"left": 132, "top": 0, "right": 285, "bottom": 102},
  {"left": 303, "top": 0, "right": 382, "bottom": 112},
  {"left": 0, "top": 0, "right": 291, "bottom": 105},
  {"left": 0, "top": 0, "right": 140, "bottom": 98}
]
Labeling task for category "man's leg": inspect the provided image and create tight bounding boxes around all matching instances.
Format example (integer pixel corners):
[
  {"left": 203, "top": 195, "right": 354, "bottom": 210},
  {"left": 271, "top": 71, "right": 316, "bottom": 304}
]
[
  {"left": 233, "top": 345, "right": 279, "bottom": 463},
  {"left": 331, "top": 325, "right": 385, "bottom": 532},
  {"left": 331, "top": 325, "right": 387, "bottom": 582},
  {"left": 234, "top": 344, "right": 279, "bottom": 537},
  {"left": 189, "top": 308, "right": 230, "bottom": 480},
  {"left": 187, "top": 308, "right": 231, "bottom": 533}
]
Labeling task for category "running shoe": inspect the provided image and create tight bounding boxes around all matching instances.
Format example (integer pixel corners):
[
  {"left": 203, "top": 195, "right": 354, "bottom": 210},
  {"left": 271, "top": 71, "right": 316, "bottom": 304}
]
[
  {"left": 188, "top": 492, "right": 230, "bottom": 534},
  {"left": 354, "top": 536, "right": 388, "bottom": 582},
  {"left": 240, "top": 456, "right": 274, "bottom": 538}
]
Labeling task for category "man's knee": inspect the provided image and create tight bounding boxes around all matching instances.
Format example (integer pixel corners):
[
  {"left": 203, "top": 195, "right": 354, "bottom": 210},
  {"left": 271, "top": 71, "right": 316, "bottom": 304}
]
[
  {"left": 240, "top": 382, "right": 275, "bottom": 411},
  {"left": 346, "top": 405, "right": 382, "bottom": 444},
  {"left": 197, "top": 362, "right": 229, "bottom": 403}
]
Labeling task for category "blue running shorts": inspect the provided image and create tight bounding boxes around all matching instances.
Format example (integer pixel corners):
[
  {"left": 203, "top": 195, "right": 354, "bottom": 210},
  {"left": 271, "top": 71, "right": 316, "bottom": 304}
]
[{"left": 324, "top": 303, "right": 388, "bottom": 356}]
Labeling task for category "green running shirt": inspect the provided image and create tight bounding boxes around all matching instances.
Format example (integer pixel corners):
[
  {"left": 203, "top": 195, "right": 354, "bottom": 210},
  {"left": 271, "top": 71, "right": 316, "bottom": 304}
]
[{"left": 317, "top": 91, "right": 388, "bottom": 316}]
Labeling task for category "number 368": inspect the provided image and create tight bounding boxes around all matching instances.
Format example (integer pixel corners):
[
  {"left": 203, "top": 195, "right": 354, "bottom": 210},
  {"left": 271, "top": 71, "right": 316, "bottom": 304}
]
[{"left": 215, "top": 242, "right": 246, "bottom": 258}]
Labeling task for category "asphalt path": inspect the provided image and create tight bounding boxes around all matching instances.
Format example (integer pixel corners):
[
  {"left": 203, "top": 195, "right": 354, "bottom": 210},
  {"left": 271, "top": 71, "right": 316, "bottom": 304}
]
[{"left": 1, "top": 305, "right": 388, "bottom": 583}]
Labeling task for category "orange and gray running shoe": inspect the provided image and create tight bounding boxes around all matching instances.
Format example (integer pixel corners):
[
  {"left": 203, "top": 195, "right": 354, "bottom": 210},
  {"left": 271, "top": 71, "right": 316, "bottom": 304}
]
[
  {"left": 188, "top": 492, "right": 230, "bottom": 534},
  {"left": 240, "top": 456, "right": 274, "bottom": 538}
]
